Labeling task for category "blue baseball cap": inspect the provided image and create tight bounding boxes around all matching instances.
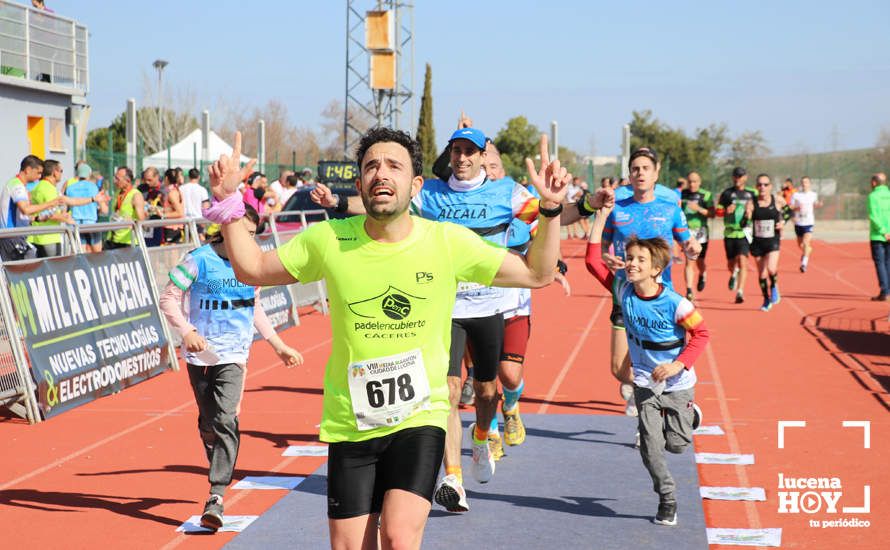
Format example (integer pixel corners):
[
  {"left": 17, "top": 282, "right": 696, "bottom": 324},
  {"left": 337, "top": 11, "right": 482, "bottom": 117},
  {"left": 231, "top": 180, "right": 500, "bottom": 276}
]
[{"left": 448, "top": 127, "right": 487, "bottom": 151}]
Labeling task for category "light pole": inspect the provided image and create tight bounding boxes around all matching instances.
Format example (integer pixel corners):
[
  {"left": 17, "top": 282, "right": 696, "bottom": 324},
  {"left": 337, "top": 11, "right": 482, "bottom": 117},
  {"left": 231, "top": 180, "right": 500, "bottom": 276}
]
[{"left": 153, "top": 59, "right": 169, "bottom": 152}]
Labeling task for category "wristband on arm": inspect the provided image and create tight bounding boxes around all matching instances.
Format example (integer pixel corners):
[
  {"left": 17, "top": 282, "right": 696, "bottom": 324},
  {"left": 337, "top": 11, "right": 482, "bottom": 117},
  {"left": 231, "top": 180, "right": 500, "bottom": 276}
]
[
  {"left": 202, "top": 193, "right": 246, "bottom": 224},
  {"left": 538, "top": 202, "right": 563, "bottom": 218}
]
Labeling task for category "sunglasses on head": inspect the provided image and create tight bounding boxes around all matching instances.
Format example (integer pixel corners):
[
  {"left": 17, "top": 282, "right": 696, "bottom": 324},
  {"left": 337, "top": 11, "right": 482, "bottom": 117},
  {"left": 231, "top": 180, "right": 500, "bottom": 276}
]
[{"left": 629, "top": 147, "right": 658, "bottom": 164}]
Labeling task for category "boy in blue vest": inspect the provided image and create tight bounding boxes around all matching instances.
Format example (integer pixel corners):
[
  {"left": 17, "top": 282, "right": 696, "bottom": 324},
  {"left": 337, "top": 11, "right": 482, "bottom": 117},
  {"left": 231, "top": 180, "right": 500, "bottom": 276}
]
[
  {"left": 586, "top": 206, "right": 709, "bottom": 527},
  {"left": 159, "top": 203, "right": 303, "bottom": 531}
]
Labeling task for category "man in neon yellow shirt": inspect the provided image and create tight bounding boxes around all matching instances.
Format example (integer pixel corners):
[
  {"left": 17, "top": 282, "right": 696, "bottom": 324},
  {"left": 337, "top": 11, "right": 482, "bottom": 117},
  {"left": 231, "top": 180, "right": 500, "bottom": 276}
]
[
  {"left": 28, "top": 159, "right": 70, "bottom": 257},
  {"left": 207, "top": 128, "right": 570, "bottom": 548}
]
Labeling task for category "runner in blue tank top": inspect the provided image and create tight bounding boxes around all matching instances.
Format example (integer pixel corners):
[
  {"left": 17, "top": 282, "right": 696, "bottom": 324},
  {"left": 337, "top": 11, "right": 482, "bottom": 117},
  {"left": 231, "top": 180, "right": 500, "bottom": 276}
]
[{"left": 601, "top": 147, "right": 701, "bottom": 420}]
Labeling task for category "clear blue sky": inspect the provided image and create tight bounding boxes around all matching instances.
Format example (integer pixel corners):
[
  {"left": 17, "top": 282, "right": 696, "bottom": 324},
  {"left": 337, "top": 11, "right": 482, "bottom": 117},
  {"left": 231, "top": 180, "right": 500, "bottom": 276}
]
[{"left": 54, "top": 0, "right": 890, "bottom": 157}]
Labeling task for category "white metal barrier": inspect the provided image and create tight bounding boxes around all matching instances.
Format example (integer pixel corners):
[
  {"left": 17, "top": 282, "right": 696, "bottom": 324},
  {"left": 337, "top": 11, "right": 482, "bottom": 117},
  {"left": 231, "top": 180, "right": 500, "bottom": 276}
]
[
  {"left": 0, "top": 208, "right": 332, "bottom": 422},
  {"left": 0, "top": 221, "right": 179, "bottom": 423},
  {"left": 0, "top": 224, "right": 80, "bottom": 422}
]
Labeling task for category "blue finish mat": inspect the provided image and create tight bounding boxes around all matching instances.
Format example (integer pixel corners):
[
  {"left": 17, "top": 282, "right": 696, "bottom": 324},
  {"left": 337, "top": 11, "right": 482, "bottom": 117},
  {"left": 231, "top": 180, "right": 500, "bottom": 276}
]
[{"left": 225, "top": 414, "right": 707, "bottom": 549}]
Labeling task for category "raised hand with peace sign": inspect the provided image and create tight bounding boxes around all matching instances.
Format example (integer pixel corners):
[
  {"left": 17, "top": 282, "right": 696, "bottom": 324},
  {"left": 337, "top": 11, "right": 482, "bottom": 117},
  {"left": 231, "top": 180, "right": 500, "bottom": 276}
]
[
  {"left": 524, "top": 134, "right": 571, "bottom": 210},
  {"left": 208, "top": 132, "right": 256, "bottom": 201}
]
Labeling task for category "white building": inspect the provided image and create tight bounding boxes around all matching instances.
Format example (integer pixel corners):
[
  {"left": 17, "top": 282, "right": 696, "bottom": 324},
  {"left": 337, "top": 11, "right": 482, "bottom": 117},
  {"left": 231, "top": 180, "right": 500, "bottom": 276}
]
[{"left": 0, "top": 1, "right": 89, "bottom": 174}]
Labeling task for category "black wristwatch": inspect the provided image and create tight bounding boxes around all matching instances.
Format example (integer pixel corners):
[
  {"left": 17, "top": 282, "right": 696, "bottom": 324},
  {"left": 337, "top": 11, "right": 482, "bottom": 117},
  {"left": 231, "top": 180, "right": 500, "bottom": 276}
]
[
  {"left": 538, "top": 202, "right": 563, "bottom": 218},
  {"left": 576, "top": 191, "right": 598, "bottom": 217},
  {"left": 333, "top": 193, "right": 349, "bottom": 213}
]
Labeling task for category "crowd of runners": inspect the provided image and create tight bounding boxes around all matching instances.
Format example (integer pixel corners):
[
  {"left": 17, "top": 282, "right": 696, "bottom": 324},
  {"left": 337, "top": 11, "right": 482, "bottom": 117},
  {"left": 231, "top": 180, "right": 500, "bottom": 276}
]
[{"left": 138, "top": 111, "right": 887, "bottom": 548}]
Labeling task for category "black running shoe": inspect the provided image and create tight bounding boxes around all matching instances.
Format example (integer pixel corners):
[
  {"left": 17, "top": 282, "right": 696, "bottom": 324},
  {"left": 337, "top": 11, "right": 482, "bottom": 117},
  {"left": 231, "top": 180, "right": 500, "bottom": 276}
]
[
  {"left": 654, "top": 499, "right": 678, "bottom": 526},
  {"left": 697, "top": 273, "right": 706, "bottom": 292}
]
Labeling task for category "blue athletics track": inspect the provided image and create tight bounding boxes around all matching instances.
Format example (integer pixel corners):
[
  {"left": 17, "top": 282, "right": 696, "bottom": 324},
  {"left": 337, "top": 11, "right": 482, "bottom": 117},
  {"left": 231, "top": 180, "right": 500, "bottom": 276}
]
[{"left": 1, "top": 239, "right": 888, "bottom": 549}]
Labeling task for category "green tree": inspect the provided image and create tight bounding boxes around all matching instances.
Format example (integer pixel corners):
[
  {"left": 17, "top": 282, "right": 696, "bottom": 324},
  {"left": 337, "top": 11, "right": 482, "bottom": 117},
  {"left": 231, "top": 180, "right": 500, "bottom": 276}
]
[
  {"left": 416, "top": 63, "right": 436, "bottom": 177},
  {"left": 629, "top": 110, "right": 728, "bottom": 171},
  {"left": 85, "top": 112, "right": 126, "bottom": 153},
  {"left": 727, "top": 130, "right": 772, "bottom": 168},
  {"left": 628, "top": 110, "right": 730, "bottom": 191},
  {"left": 556, "top": 145, "right": 587, "bottom": 181},
  {"left": 494, "top": 116, "right": 540, "bottom": 179}
]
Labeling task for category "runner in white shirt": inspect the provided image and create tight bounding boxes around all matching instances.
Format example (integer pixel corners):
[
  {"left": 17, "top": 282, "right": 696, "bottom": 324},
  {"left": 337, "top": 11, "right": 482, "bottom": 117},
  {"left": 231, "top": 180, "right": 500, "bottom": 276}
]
[
  {"left": 789, "top": 176, "right": 822, "bottom": 273},
  {"left": 180, "top": 168, "right": 210, "bottom": 219}
]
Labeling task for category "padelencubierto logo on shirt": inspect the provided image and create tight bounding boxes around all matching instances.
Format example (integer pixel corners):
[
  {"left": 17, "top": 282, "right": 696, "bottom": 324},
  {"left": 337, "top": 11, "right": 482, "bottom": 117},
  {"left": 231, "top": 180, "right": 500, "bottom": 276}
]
[{"left": 348, "top": 286, "right": 427, "bottom": 339}]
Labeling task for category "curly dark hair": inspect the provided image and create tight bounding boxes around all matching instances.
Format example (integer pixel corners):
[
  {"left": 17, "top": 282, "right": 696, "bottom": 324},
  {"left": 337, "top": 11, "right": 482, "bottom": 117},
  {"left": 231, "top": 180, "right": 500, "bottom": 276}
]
[{"left": 355, "top": 127, "right": 423, "bottom": 178}]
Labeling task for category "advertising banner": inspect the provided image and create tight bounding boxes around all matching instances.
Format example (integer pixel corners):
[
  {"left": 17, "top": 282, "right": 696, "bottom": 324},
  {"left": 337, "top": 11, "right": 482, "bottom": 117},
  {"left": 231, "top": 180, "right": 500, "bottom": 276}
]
[{"left": 5, "top": 248, "right": 171, "bottom": 418}]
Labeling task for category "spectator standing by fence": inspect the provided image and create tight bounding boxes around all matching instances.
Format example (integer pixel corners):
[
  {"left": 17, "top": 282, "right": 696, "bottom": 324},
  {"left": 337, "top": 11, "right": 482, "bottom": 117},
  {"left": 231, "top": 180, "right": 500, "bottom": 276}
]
[
  {"left": 162, "top": 168, "right": 185, "bottom": 244},
  {"left": 868, "top": 173, "right": 890, "bottom": 301},
  {"left": 106, "top": 167, "right": 146, "bottom": 249},
  {"left": 66, "top": 163, "right": 108, "bottom": 252},
  {"left": 1, "top": 155, "right": 61, "bottom": 260},
  {"left": 242, "top": 172, "right": 267, "bottom": 216},
  {"left": 279, "top": 174, "right": 299, "bottom": 208},
  {"left": 180, "top": 168, "right": 210, "bottom": 219},
  {"left": 140, "top": 168, "right": 164, "bottom": 246},
  {"left": 268, "top": 170, "right": 293, "bottom": 212},
  {"left": 28, "top": 159, "right": 70, "bottom": 257}
]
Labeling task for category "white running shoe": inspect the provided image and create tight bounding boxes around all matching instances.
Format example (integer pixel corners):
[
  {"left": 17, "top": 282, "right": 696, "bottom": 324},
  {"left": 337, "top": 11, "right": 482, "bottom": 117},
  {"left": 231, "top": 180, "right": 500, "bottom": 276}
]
[
  {"left": 619, "top": 382, "right": 634, "bottom": 401},
  {"left": 433, "top": 474, "right": 469, "bottom": 512},
  {"left": 625, "top": 397, "right": 638, "bottom": 417},
  {"left": 468, "top": 422, "right": 495, "bottom": 483}
]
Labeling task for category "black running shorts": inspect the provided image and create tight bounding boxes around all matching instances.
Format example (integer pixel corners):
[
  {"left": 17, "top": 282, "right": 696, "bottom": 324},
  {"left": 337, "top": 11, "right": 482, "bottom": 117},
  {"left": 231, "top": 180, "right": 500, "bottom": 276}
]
[
  {"left": 750, "top": 237, "right": 780, "bottom": 257},
  {"left": 448, "top": 314, "right": 504, "bottom": 381},
  {"left": 723, "top": 237, "right": 750, "bottom": 260},
  {"left": 327, "top": 425, "right": 445, "bottom": 519}
]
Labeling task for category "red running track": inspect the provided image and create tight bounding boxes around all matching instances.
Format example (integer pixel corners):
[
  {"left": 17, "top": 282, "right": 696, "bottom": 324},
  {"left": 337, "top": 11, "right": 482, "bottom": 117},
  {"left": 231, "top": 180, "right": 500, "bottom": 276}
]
[{"left": 1, "top": 238, "right": 887, "bottom": 549}]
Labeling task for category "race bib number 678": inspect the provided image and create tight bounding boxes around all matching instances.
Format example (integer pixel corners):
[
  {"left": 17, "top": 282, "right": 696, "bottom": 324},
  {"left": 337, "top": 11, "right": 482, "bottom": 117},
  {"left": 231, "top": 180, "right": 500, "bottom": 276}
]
[{"left": 347, "top": 349, "right": 431, "bottom": 431}]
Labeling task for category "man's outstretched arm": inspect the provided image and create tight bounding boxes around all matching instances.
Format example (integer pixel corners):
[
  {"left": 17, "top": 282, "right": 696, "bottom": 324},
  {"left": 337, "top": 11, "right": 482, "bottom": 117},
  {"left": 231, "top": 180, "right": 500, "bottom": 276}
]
[
  {"left": 493, "top": 134, "right": 570, "bottom": 289},
  {"left": 210, "top": 132, "right": 297, "bottom": 286}
]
